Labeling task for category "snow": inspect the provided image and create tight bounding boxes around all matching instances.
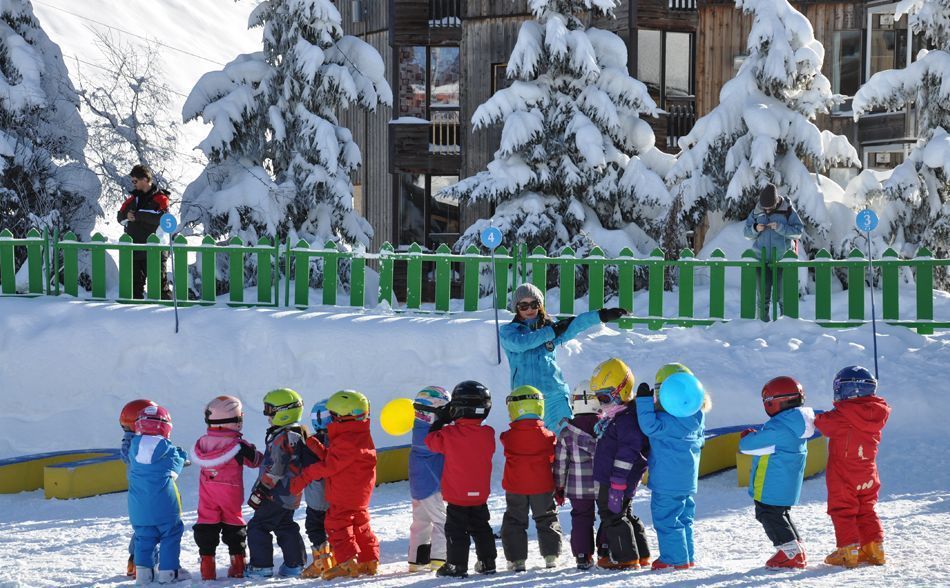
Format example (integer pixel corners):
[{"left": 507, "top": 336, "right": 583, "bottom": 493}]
[{"left": 1, "top": 297, "right": 949, "bottom": 586}]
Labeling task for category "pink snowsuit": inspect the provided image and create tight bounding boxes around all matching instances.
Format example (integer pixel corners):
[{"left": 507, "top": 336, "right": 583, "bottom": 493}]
[{"left": 193, "top": 429, "right": 263, "bottom": 526}]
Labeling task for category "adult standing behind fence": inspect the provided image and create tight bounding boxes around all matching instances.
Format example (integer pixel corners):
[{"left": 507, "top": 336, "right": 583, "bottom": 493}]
[
  {"left": 500, "top": 283, "right": 628, "bottom": 435},
  {"left": 118, "top": 165, "right": 171, "bottom": 300},
  {"left": 743, "top": 184, "right": 804, "bottom": 322}
]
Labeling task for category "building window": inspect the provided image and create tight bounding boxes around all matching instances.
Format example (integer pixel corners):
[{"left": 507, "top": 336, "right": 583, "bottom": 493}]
[
  {"left": 492, "top": 63, "right": 511, "bottom": 93},
  {"left": 866, "top": 5, "right": 915, "bottom": 78},
  {"left": 397, "top": 46, "right": 460, "bottom": 154},
  {"left": 637, "top": 30, "right": 695, "bottom": 106},
  {"left": 398, "top": 47, "right": 427, "bottom": 118},
  {"left": 832, "top": 30, "right": 862, "bottom": 104},
  {"left": 863, "top": 144, "right": 910, "bottom": 171},
  {"left": 396, "top": 174, "right": 460, "bottom": 248}
]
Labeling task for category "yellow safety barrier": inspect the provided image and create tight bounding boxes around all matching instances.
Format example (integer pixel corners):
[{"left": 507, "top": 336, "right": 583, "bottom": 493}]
[
  {"left": 44, "top": 454, "right": 128, "bottom": 499},
  {"left": 376, "top": 445, "right": 410, "bottom": 485},
  {"left": 0, "top": 449, "right": 121, "bottom": 495},
  {"left": 737, "top": 435, "right": 828, "bottom": 487}
]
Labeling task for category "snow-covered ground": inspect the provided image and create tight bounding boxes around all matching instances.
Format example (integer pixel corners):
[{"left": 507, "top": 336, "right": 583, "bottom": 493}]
[{"left": 1, "top": 296, "right": 948, "bottom": 587}]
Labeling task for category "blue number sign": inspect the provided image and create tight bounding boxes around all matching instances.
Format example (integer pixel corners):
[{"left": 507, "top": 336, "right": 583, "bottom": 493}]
[
  {"left": 855, "top": 209, "right": 879, "bottom": 233},
  {"left": 480, "top": 226, "right": 502, "bottom": 250},
  {"left": 160, "top": 213, "right": 178, "bottom": 233}
]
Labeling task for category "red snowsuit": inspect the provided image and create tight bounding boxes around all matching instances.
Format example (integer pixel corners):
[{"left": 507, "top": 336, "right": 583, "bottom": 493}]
[
  {"left": 814, "top": 395, "right": 890, "bottom": 547},
  {"left": 291, "top": 420, "right": 379, "bottom": 564},
  {"left": 500, "top": 418, "right": 556, "bottom": 495},
  {"left": 425, "top": 418, "right": 495, "bottom": 506}
]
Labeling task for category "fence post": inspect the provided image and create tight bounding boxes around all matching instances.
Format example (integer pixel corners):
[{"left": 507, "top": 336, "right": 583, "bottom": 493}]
[
  {"left": 495, "top": 245, "right": 512, "bottom": 310},
  {"left": 0, "top": 229, "right": 14, "bottom": 295},
  {"left": 227, "top": 236, "right": 244, "bottom": 304},
  {"left": 462, "top": 244, "right": 479, "bottom": 312},
  {"left": 407, "top": 242, "right": 423, "bottom": 310},
  {"left": 26, "top": 228, "right": 43, "bottom": 295},
  {"left": 558, "top": 246, "right": 576, "bottom": 316},
  {"left": 62, "top": 231, "right": 79, "bottom": 297},
  {"left": 588, "top": 246, "right": 606, "bottom": 312},
  {"left": 530, "top": 246, "right": 547, "bottom": 295},
  {"left": 322, "top": 241, "right": 339, "bottom": 307},
  {"left": 350, "top": 250, "right": 365, "bottom": 308},
  {"left": 257, "top": 237, "right": 273, "bottom": 305},
  {"left": 781, "top": 250, "right": 799, "bottom": 319},
  {"left": 648, "top": 248, "right": 665, "bottom": 320},
  {"left": 90, "top": 233, "right": 107, "bottom": 299},
  {"left": 881, "top": 248, "right": 899, "bottom": 320},
  {"left": 814, "top": 249, "right": 832, "bottom": 321},
  {"left": 846, "top": 248, "right": 865, "bottom": 321},
  {"left": 618, "top": 248, "right": 635, "bottom": 314},
  {"left": 709, "top": 249, "right": 725, "bottom": 319},
  {"left": 435, "top": 243, "right": 452, "bottom": 312},
  {"left": 678, "top": 248, "right": 695, "bottom": 319},
  {"left": 144, "top": 234, "right": 161, "bottom": 300},
  {"left": 173, "top": 235, "right": 189, "bottom": 303},
  {"left": 378, "top": 242, "right": 394, "bottom": 306},
  {"left": 118, "top": 234, "right": 133, "bottom": 299},
  {"left": 915, "top": 247, "right": 933, "bottom": 333},
  {"left": 200, "top": 236, "right": 216, "bottom": 303},
  {"left": 739, "top": 249, "right": 757, "bottom": 319},
  {"left": 294, "top": 239, "right": 311, "bottom": 307}
]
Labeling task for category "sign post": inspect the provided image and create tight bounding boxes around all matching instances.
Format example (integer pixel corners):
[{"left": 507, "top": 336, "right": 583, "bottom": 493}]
[
  {"left": 159, "top": 213, "right": 180, "bottom": 334},
  {"left": 855, "top": 209, "right": 880, "bottom": 379},
  {"left": 480, "top": 226, "right": 503, "bottom": 365}
]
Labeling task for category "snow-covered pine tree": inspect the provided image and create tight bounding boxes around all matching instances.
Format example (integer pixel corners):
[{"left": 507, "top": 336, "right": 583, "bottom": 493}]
[
  {"left": 0, "top": 0, "right": 101, "bottom": 249},
  {"left": 180, "top": 0, "right": 391, "bottom": 286},
  {"left": 850, "top": 0, "right": 950, "bottom": 269},
  {"left": 665, "top": 0, "right": 859, "bottom": 255},
  {"left": 444, "top": 0, "right": 671, "bottom": 287}
]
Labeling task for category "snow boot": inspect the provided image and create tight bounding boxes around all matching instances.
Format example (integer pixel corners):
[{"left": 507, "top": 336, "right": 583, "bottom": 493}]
[
  {"left": 135, "top": 566, "right": 154, "bottom": 585},
  {"left": 651, "top": 559, "right": 689, "bottom": 571},
  {"left": 506, "top": 560, "right": 526, "bottom": 572},
  {"left": 227, "top": 554, "right": 245, "bottom": 578},
  {"left": 766, "top": 541, "right": 807, "bottom": 569},
  {"left": 435, "top": 563, "right": 467, "bottom": 578},
  {"left": 474, "top": 560, "right": 496, "bottom": 574},
  {"left": 859, "top": 542, "right": 886, "bottom": 565},
  {"left": 357, "top": 560, "right": 379, "bottom": 576},
  {"left": 616, "top": 558, "right": 641, "bottom": 570},
  {"left": 278, "top": 563, "right": 303, "bottom": 577},
  {"left": 157, "top": 568, "right": 191, "bottom": 584},
  {"left": 429, "top": 559, "right": 445, "bottom": 571},
  {"left": 200, "top": 555, "right": 216, "bottom": 580},
  {"left": 544, "top": 555, "right": 558, "bottom": 568},
  {"left": 824, "top": 544, "right": 860, "bottom": 568},
  {"left": 576, "top": 555, "right": 593, "bottom": 570},
  {"left": 244, "top": 565, "right": 273, "bottom": 578},
  {"left": 321, "top": 557, "right": 360, "bottom": 580},
  {"left": 303, "top": 543, "right": 337, "bottom": 578},
  {"left": 639, "top": 556, "right": 652, "bottom": 567},
  {"left": 408, "top": 563, "right": 427, "bottom": 572},
  {"left": 127, "top": 555, "right": 136, "bottom": 577}
]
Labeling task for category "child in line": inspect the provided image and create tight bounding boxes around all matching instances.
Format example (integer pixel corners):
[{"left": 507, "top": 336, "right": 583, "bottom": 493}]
[
  {"left": 299, "top": 399, "right": 335, "bottom": 578},
  {"left": 408, "top": 386, "right": 451, "bottom": 572},
  {"left": 119, "top": 398, "right": 158, "bottom": 579},
  {"left": 815, "top": 366, "right": 891, "bottom": 568},
  {"left": 590, "top": 358, "right": 651, "bottom": 569},
  {"left": 554, "top": 382, "right": 603, "bottom": 570},
  {"left": 291, "top": 390, "right": 380, "bottom": 580},
  {"left": 425, "top": 380, "right": 497, "bottom": 578},
  {"left": 739, "top": 377, "right": 815, "bottom": 569},
  {"left": 192, "top": 396, "right": 263, "bottom": 579},
  {"left": 500, "top": 385, "right": 562, "bottom": 571},
  {"left": 635, "top": 363, "right": 707, "bottom": 571},
  {"left": 246, "top": 388, "right": 308, "bottom": 578},
  {"left": 127, "top": 405, "right": 190, "bottom": 584}
]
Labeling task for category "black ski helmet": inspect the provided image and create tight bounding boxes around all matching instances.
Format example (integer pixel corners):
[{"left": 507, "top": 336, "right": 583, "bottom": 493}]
[{"left": 448, "top": 380, "right": 492, "bottom": 420}]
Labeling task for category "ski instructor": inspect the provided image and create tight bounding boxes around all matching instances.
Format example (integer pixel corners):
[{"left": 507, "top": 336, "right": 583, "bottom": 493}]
[{"left": 500, "top": 283, "right": 628, "bottom": 435}]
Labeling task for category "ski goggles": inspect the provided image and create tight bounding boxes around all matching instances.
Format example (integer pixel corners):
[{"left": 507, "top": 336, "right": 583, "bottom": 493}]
[
  {"left": 263, "top": 400, "right": 302, "bottom": 416},
  {"left": 592, "top": 372, "right": 631, "bottom": 405},
  {"left": 506, "top": 391, "right": 542, "bottom": 404}
]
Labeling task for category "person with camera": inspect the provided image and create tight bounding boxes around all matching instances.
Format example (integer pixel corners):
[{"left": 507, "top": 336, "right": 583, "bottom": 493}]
[
  {"left": 500, "top": 283, "right": 628, "bottom": 435},
  {"left": 117, "top": 164, "right": 172, "bottom": 299}
]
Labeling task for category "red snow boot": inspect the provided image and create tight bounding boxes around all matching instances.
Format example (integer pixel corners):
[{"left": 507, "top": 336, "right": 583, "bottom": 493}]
[
  {"left": 766, "top": 550, "right": 806, "bottom": 569},
  {"left": 228, "top": 554, "right": 246, "bottom": 578},
  {"left": 200, "top": 555, "right": 216, "bottom": 580},
  {"left": 651, "top": 559, "right": 690, "bottom": 571}
]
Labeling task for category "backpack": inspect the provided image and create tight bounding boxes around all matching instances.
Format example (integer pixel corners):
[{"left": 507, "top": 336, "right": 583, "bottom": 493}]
[{"left": 779, "top": 207, "right": 800, "bottom": 256}]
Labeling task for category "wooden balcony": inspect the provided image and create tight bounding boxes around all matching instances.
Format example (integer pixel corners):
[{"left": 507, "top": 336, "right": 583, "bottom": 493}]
[
  {"left": 389, "top": 118, "right": 461, "bottom": 175},
  {"left": 391, "top": 0, "right": 461, "bottom": 46},
  {"left": 647, "top": 95, "right": 697, "bottom": 152}
]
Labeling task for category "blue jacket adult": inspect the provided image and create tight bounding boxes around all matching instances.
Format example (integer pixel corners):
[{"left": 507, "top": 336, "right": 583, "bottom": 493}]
[
  {"left": 500, "top": 310, "right": 601, "bottom": 434},
  {"left": 592, "top": 405, "right": 649, "bottom": 497},
  {"left": 635, "top": 397, "right": 704, "bottom": 495},
  {"left": 743, "top": 197, "right": 804, "bottom": 259},
  {"left": 739, "top": 406, "right": 816, "bottom": 506},
  {"left": 409, "top": 419, "right": 444, "bottom": 500},
  {"left": 127, "top": 434, "right": 187, "bottom": 527}
]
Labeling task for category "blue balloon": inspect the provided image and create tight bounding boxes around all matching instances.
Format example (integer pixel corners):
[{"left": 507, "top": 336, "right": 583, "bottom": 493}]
[{"left": 659, "top": 372, "right": 705, "bottom": 417}]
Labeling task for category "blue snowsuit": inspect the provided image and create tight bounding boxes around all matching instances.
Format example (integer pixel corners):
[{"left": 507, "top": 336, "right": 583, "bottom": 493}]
[
  {"left": 500, "top": 310, "right": 601, "bottom": 434},
  {"left": 739, "top": 407, "right": 815, "bottom": 507},
  {"left": 410, "top": 420, "right": 444, "bottom": 500},
  {"left": 635, "top": 396, "right": 704, "bottom": 566},
  {"left": 127, "top": 434, "right": 187, "bottom": 571}
]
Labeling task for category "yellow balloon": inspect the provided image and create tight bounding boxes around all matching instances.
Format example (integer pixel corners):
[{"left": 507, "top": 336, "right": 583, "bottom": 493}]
[{"left": 380, "top": 398, "right": 415, "bottom": 436}]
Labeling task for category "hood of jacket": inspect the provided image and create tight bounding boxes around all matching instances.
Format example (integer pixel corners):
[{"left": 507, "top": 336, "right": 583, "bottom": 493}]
[{"left": 833, "top": 395, "right": 890, "bottom": 435}]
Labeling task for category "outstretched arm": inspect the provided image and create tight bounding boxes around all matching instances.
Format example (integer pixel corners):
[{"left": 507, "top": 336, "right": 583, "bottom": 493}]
[{"left": 500, "top": 323, "right": 555, "bottom": 353}]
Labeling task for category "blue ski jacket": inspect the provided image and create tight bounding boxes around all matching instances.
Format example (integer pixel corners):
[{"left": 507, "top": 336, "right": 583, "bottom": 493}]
[
  {"left": 500, "top": 310, "right": 601, "bottom": 434},
  {"left": 743, "top": 198, "right": 804, "bottom": 259},
  {"left": 409, "top": 419, "right": 444, "bottom": 500},
  {"left": 127, "top": 434, "right": 187, "bottom": 526},
  {"left": 635, "top": 397, "right": 705, "bottom": 496},
  {"left": 739, "top": 406, "right": 816, "bottom": 506}
]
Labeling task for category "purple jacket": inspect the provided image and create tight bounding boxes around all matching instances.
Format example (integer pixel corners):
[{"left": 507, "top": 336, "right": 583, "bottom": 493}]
[
  {"left": 592, "top": 405, "right": 649, "bottom": 496},
  {"left": 554, "top": 414, "right": 598, "bottom": 500}
]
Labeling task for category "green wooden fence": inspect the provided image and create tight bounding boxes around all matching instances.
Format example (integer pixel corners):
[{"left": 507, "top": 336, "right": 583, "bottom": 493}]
[{"left": 1, "top": 228, "right": 948, "bottom": 333}]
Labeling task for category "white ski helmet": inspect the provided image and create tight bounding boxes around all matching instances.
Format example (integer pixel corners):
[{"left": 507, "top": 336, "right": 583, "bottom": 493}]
[
  {"left": 205, "top": 395, "right": 244, "bottom": 431},
  {"left": 571, "top": 381, "right": 601, "bottom": 415}
]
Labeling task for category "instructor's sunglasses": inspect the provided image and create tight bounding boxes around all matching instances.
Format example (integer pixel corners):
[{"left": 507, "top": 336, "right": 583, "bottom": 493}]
[{"left": 516, "top": 300, "right": 541, "bottom": 311}]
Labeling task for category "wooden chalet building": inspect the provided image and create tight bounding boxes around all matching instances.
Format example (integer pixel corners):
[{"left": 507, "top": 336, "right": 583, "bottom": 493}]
[{"left": 339, "top": 0, "right": 925, "bottom": 254}]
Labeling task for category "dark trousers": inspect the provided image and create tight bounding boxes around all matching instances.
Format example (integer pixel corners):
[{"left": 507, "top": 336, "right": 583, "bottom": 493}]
[
  {"left": 305, "top": 507, "right": 327, "bottom": 547},
  {"left": 568, "top": 497, "right": 596, "bottom": 559},
  {"left": 445, "top": 503, "right": 497, "bottom": 571},
  {"left": 247, "top": 500, "right": 306, "bottom": 568},
  {"left": 595, "top": 484, "right": 650, "bottom": 563},
  {"left": 500, "top": 492, "right": 562, "bottom": 561},
  {"left": 193, "top": 522, "right": 247, "bottom": 556},
  {"left": 756, "top": 266, "right": 783, "bottom": 321},
  {"left": 132, "top": 252, "right": 170, "bottom": 300},
  {"left": 755, "top": 501, "right": 801, "bottom": 546}
]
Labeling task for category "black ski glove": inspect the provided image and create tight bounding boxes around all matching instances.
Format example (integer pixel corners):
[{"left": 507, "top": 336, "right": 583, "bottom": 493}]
[
  {"left": 236, "top": 441, "right": 258, "bottom": 465},
  {"left": 428, "top": 407, "right": 453, "bottom": 433},
  {"left": 636, "top": 382, "right": 654, "bottom": 398},
  {"left": 551, "top": 317, "right": 575, "bottom": 338},
  {"left": 598, "top": 307, "right": 629, "bottom": 323}
]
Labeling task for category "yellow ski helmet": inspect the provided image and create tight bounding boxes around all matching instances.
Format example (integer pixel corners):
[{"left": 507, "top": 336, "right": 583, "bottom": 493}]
[
  {"left": 263, "top": 388, "right": 304, "bottom": 426},
  {"left": 590, "top": 358, "right": 635, "bottom": 404},
  {"left": 326, "top": 390, "right": 371, "bottom": 422},
  {"left": 506, "top": 385, "right": 544, "bottom": 421},
  {"left": 655, "top": 363, "right": 693, "bottom": 389}
]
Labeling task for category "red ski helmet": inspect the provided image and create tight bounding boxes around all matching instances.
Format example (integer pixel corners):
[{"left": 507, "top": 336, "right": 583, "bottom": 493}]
[
  {"left": 761, "top": 376, "right": 804, "bottom": 417},
  {"left": 134, "top": 405, "right": 173, "bottom": 438},
  {"left": 120, "top": 399, "right": 157, "bottom": 432}
]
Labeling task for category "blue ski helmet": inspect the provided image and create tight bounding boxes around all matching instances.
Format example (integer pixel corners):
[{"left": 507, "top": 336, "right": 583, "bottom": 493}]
[
  {"left": 310, "top": 399, "right": 332, "bottom": 432},
  {"left": 832, "top": 366, "right": 877, "bottom": 402}
]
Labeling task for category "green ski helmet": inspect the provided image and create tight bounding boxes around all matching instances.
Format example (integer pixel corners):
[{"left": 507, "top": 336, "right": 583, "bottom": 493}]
[
  {"left": 263, "top": 388, "right": 304, "bottom": 426},
  {"left": 655, "top": 363, "right": 693, "bottom": 390},
  {"left": 326, "top": 390, "right": 370, "bottom": 422},
  {"left": 506, "top": 385, "right": 544, "bottom": 421}
]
